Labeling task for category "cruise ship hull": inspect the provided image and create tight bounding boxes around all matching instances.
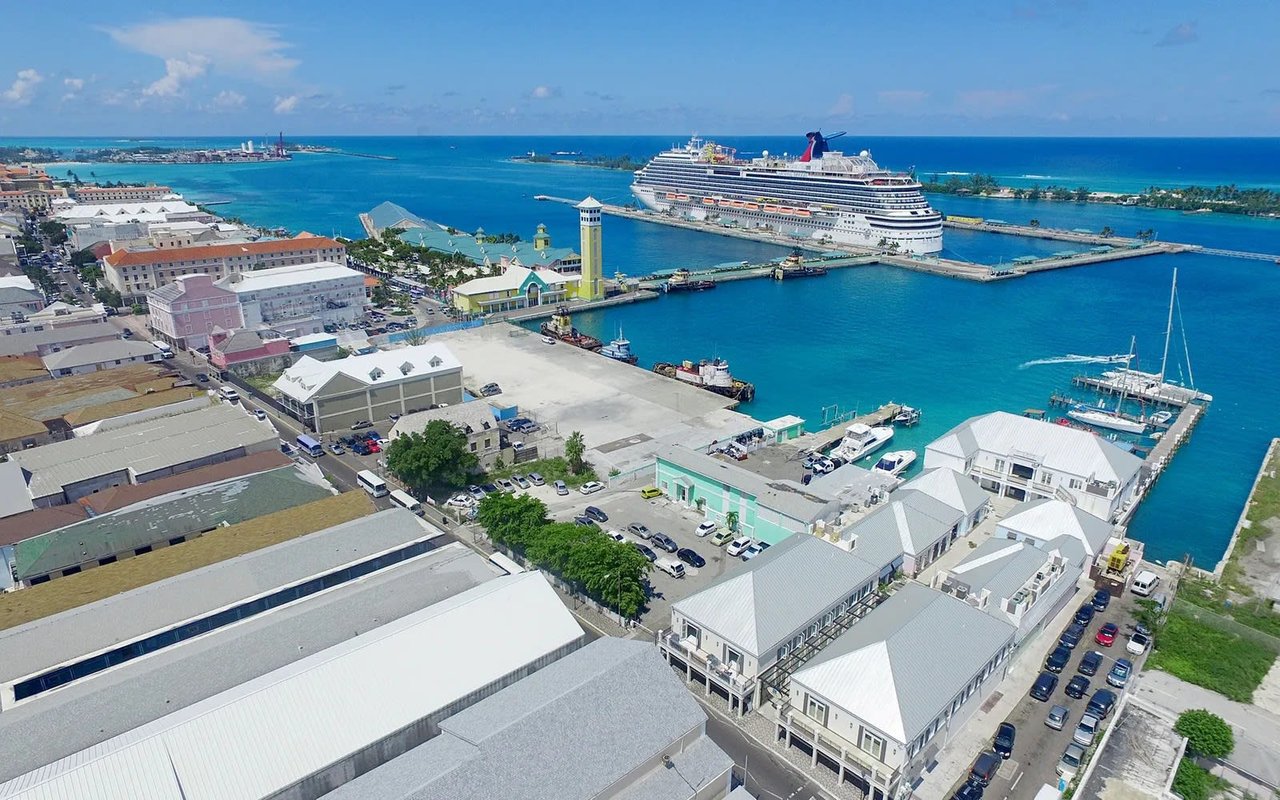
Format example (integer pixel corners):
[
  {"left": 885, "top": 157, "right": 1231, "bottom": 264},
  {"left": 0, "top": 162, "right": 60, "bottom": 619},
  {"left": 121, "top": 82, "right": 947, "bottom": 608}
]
[{"left": 632, "top": 186, "right": 943, "bottom": 255}]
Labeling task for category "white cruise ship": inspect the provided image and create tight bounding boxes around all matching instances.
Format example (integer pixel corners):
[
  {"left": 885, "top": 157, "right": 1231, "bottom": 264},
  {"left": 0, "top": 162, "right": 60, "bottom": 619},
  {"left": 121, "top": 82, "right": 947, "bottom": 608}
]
[{"left": 631, "top": 132, "right": 943, "bottom": 253}]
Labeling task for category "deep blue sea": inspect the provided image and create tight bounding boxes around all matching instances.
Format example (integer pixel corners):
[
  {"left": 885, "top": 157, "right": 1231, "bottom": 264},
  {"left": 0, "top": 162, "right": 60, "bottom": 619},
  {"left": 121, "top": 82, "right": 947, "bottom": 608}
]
[{"left": 9, "top": 134, "right": 1279, "bottom": 567}]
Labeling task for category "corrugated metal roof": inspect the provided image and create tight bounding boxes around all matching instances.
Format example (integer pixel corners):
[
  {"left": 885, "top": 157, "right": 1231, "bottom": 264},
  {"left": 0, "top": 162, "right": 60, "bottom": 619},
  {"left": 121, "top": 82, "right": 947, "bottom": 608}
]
[
  {"left": 40, "top": 340, "right": 158, "bottom": 371},
  {"left": 324, "top": 638, "right": 729, "bottom": 800},
  {"left": 216, "top": 261, "right": 361, "bottom": 293},
  {"left": 949, "top": 538, "right": 1053, "bottom": 601},
  {"left": 999, "top": 498, "right": 1113, "bottom": 556},
  {"left": 792, "top": 583, "right": 1016, "bottom": 744},
  {"left": 903, "top": 467, "right": 990, "bottom": 518},
  {"left": 389, "top": 401, "right": 497, "bottom": 441},
  {"left": 657, "top": 445, "right": 836, "bottom": 523},
  {"left": 0, "top": 542, "right": 495, "bottom": 785},
  {"left": 273, "top": 344, "right": 461, "bottom": 404},
  {"left": 843, "top": 487, "right": 965, "bottom": 563},
  {"left": 0, "top": 571, "right": 583, "bottom": 800},
  {"left": 672, "top": 534, "right": 879, "bottom": 658},
  {"left": 926, "top": 411, "right": 1142, "bottom": 486},
  {"left": 9, "top": 404, "right": 277, "bottom": 502}
]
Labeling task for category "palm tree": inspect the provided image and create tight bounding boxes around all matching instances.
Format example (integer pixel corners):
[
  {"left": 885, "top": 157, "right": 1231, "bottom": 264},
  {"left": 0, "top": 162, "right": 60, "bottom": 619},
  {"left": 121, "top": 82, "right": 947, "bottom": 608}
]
[
  {"left": 1028, "top": 219, "right": 1041, "bottom": 228},
  {"left": 725, "top": 511, "right": 739, "bottom": 532}
]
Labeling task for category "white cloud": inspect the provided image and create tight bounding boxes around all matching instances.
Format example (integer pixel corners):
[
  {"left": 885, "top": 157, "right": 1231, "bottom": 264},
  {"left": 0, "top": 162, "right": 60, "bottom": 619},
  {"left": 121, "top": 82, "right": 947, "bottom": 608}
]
[
  {"left": 208, "top": 89, "right": 246, "bottom": 111},
  {"left": 2, "top": 69, "right": 43, "bottom": 106},
  {"left": 1156, "top": 21, "right": 1198, "bottom": 47},
  {"left": 144, "top": 54, "right": 210, "bottom": 97},
  {"left": 877, "top": 89, "right": 928, "bottom": 107},
  {"left": 106, "top": 17, "right": 298, "bottom": 95},
  {"left": 273, "top": 94, "right": 299, "bottom": 114},
  {"left": 828, "top": 93, "right": 854, "bottom": 117},
  {"left": 64, "top": 77, "right": 85, "bottom": 91},
  {"left": 530, "top": 85, "right": 560, "bottom": 99}
]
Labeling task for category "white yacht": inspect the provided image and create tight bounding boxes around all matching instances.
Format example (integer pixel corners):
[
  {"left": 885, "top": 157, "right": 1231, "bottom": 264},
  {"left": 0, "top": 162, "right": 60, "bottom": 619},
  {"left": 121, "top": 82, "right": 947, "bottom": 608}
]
[
  {"left": 1066, "top": 403, "right": 1148, "bottom": 435},
  {"left": 872, "top": 450, "right": 917, "bottom": 477},
  {"left": 831, "top": 422, "right": 894, "bottom": 462}
]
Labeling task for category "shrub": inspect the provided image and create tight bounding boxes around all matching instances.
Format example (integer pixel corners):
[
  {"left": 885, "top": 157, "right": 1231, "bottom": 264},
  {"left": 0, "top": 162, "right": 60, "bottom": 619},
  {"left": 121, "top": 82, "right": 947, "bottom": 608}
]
[{"left": 1174, "top": 710, "right": 1234, "bottom": 759}]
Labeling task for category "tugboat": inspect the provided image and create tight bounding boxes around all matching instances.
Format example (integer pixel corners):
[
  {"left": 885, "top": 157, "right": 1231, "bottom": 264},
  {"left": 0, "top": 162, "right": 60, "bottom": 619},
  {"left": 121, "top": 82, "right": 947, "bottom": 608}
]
[
  {"left": 664, "top": 269, "right": 717, "bottom": 293},
  {"left": 599, "top": 328, "right": 638, "bottom": 365},
  {"left": 539, "top": 306, "right": 602, "bottom": 351},
  {"left": 771, "top": 249, "right": 828, "bottom": 280},
  {"left": 653, "top": 358, "right": 754, "bottom": 402}
]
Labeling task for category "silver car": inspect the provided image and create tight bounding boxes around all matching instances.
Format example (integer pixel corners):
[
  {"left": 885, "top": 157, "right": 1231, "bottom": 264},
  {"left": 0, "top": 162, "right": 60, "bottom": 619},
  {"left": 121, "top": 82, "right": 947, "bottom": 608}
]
[
  {"left": 1045, "top": 704, "right": 1070, "bottom": 731},
  {"left": 1073, "top": 714, "right": 1099, "bottom": 747},
  {"left": 1057, "top": 743, "right": 1086, "bottom": 780}
]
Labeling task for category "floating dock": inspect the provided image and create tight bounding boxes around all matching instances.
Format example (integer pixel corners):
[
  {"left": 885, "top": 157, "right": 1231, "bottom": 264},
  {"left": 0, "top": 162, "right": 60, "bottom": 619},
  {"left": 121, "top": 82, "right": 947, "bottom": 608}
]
[
  {"left": 1119, "top": 402, "right": 1207, "bottom": 526},
  {"left": 789, "top": 403, "right": 905, "bottom": 455},
  {"left": 1071, "top": 370, "right": 1211, "bottom": 408}
]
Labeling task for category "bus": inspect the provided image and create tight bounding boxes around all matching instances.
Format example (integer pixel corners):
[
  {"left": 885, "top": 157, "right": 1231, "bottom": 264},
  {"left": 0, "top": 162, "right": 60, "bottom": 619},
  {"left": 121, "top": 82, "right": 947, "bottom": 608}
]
[
  {"left": 295, "top": 434, "right": 324, "bottom": 458},
  {"left": 151, "top": 340, "right": 175, "bottom": 359},
  {"left": 488, "top": 551, "right": 525, "bottom": 575},
  {"left": 388, "top": 489, "right": 422, "bottom": 515},
  {"left": 356, "top": 470, "right": 388, "bottom": 498}
]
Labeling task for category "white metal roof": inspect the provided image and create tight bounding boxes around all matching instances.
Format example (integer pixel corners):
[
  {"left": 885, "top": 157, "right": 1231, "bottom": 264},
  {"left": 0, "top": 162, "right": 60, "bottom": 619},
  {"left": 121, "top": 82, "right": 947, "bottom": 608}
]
[
  {"left": 902, "top": 467, "right": 990, "bottom": 518},
  {"left": 0, "top": 571, "right": 583, "bottom": 800},
  {"left": 216, "top": 260, "right": 362, "bottom": 293},
  {"left": 54, "top": 201, "right": 200, "bottom": 220},
  {"left": 926, "top": 411, "right": 1142, "bottom": 485},
  {"left": 452, "top": 264, "right": 571, "bottom": 296},
  {"left": 272, "top": 343, "right": 461, "bottom": 404},
  {"left": 998, "top": 497, "right": 1114, "bottom": 556}
]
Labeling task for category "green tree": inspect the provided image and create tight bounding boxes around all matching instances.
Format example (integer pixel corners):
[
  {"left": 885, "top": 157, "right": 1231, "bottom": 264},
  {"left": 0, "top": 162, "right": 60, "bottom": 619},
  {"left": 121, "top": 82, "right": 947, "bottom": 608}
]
[
  {"left": 1175, "top": 710, "right": 1234, "bottom": 759},
  {"left": 565, "top": 431, "right": 586, "bottom": 474},
  {"left": 1100, "top": 226, "right": 1114, "bottom": 238},
  {"left": 385, "top": 420, "right": 478, "bottom": 491},
  {"left": 725, "top": 511, "right": 739, "bottom": 532},
  {"left": 1073, "top": 186, "right": 1091, "bottom": 202},
  {"left": 70, "top": 249, "right": 97, "bottom": 268},
  {"left": 38, "top": 220, "right": 67, "bottom": 245},
  {"left": 131, "top": 304, "right": 147, "bottom": 315},
  {"left": 94, "top": 287, "right": 123, "bottom": 308},
  {"left": 1171, "top": 758, "right": 1225, "bottom": 800},
  {"left": 1028, "top": 218, "right": 1041, "bottom": 228},
  {"left": 371, "top": 279, "right": 392, "bottom": 307},
  {"left": 476, "top": 492, "right": 548, "bottom": 552}
]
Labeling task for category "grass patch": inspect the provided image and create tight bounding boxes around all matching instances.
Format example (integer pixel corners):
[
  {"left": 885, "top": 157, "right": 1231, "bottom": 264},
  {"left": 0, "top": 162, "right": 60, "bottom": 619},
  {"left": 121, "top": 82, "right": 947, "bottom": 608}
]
[
  {"left": 1180, "top": 577, "right": 1280, "bottom": 639},
  {"left": 243, "top": 371, "right": 283, "bottom": 394},
  {"left": 1171, "top": 758, "right": 1230, "bottom": 800},
  {"left": 1218, "top": 444, "right": 1280, "bottom": 594},
  {"left": 0, "top": 492, "right": 374, "bottom": 632},
  {"left": 486, "top": 456, "right": 598, "bottom": 487},
  {"left": 1245, "top": 446, "right": 1280, "bottom": 526},
  {"left": 1147, "top": 608, "right": 1277, "bottom": 702}
]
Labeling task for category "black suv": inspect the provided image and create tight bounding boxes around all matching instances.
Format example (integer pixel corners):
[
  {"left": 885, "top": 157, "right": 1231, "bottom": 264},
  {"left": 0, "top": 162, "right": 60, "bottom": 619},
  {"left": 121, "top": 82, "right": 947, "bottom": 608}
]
[
  {"left": 1030, "top": 671, "right": 1058, "bottom": 701},
  {"left": 1086, "top": 688, "right": 1118, "bottom": 719},
  {"left": 1065, "top": 675, "right": 1091, "bottom": 699},
  {"left": 1074, "top": 604, "right": 1096, "bottom": 626},
  {"left": 584, "top": 506, "right": 608, "bottom": 523},
  {"left": 969, "top": 751, "right": 1002, "bottom": 785},
  {"left": 1091, "top": 589, "right": 1111, "bottom": 613},
  {"left": 1045, "top": 645, "right": 1072, "bottom": 673},
  {"left": 1078, "top": 650, "right": 1104, "bottom": 676},
  {"left": 1059, "top": 622, "right": 1086, "bottom": 650},
  {"left": 993, "top": 722, "right": 1016, "bottom": 759}
]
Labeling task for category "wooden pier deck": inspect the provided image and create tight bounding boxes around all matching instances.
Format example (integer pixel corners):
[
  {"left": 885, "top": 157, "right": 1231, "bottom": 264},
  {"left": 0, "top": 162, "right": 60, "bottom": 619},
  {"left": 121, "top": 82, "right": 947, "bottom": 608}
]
[
  {"left": 1118, "top": 402, "right": 1207, "bottom": 526},
  {"left": 790, "top": 403, "right": 904, "bottom": 454}
]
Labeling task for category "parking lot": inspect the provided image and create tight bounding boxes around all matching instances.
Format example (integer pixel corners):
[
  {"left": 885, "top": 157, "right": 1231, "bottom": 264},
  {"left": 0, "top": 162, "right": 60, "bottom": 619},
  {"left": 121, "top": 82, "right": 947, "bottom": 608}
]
[{"left": 953, "top": 587, "right": 1152, "bottom": 800}]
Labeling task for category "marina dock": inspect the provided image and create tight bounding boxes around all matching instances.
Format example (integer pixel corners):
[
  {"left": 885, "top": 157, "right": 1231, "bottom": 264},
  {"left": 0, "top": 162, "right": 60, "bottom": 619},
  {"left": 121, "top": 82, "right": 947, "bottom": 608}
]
[
  {"left": 1119, "top": 401, "right": 1207, "bottom": 526},
  {"left": 1071, "top": 371, "right": 1211, "bottom": 407},
  {"left": 789, "top": 403, "right": 905, "bottom": 455}
]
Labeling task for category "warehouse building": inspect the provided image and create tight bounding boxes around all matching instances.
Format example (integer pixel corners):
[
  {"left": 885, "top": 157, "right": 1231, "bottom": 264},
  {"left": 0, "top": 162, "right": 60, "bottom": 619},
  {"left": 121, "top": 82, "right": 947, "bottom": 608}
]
[{"left": 325, "top": 637, "right": 735, "bottom": 800}]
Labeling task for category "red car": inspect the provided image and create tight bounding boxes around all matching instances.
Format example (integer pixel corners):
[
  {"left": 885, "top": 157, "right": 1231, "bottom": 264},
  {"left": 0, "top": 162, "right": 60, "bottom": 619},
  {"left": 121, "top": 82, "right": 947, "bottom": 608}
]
[
  {"left": 1095, "top": 622, "right": 1119, "bottom": 647},
  {"left": 366, "top": 441, "right": 381, "bottom": 454}
]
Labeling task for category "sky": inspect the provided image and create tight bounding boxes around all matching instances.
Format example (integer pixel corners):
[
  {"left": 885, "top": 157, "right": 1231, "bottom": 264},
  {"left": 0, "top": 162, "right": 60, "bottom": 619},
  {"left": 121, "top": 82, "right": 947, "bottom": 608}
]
[{"left": 1, "top": 0, "right": 1277, "bottom": 137}]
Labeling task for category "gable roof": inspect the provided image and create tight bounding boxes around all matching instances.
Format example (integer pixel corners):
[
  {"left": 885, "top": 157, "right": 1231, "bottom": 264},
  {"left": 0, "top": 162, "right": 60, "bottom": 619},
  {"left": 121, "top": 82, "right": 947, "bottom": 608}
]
[
  {"left": 272, "top": 343, "right": 461, "bottom": 404},
  {"left": 672, "top": 533, "right": 878, "bottom": 658},
  {"left": 998, "top": 497, "right": 1114, "bottom": 556},
  {"left": 927, "top": 411, "right": 1142, "bottom": 486},
  {"left": 104, "top": 235, "right": 344, "bottom": 268},
  {"left": 40, "top": 339, "right": 157, "bottom": 371},
  {"left": 367, "top": 201, "right": 430, "bottom": 232},
  {"left": 902, "top": 467, "right": 990, "bottom": 518},
  {"left": 792, "top": 583, "right": 1016, "bottom": 743},
  {"left": 843, "top": 487, "right": 964, "bottom": 563},
  {"left": 452, "top": 264, "right": 571, "bottom": 296}
]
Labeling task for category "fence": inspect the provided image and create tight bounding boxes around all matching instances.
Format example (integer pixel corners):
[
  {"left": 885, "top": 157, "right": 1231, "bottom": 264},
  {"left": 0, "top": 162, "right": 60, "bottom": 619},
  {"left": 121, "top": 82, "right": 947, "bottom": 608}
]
[
  {"left": 1171, "top": 597, "right": 1280, "bottom": 654},
  {"left": 374, "top": 318, "right": 482, "bottom": 346}
]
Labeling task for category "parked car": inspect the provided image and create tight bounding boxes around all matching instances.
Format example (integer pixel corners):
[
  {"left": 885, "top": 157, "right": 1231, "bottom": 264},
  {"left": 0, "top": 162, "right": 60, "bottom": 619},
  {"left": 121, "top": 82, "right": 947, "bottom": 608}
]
[
  {"left": 1074, "top": 604, "right": 1097, "bottom": 626},
  {"left": 579, "top": 481, "right": 604, "bottom": 495},
  {"left": 640, "top": 486, "right": 663, "bottom": 499},
  {"left": 1030, "top": 672, "right": 1058, "bottom": 702},
  {"left": 726, "top": 537, "right": 754, "bottom": 557},
  {"left": 1091, "top": 589, "right": 1111, "bottom": 612},
  {"left": 1073, "top": 714, "right": 1100, "bottom": 747},
  {"left": 741, "top": 542, "right": 765, "bottom": 561},
  {"left": 650, "top": 532, "right": 679, "bottom": 553},
  {"left": 1107, "top": 658, "right": 1133, "bottom": 688},
  {"left": 950, "top": 780, "right": 984, "bottom": 800},
  {"left": 253, "top": 409, "right": 267, "bottom": 420},
  {"left": 195, "top": 372, "right": 209, "bottom": 382},
  {"left": 480, "top": 483, "right": 499, "bottom": 495},
  {"left": 351, "top": 419, "right": 372, "bottom": 429},
  {"left": 677, "top": 548, "right": 705, "bottom": 568},
  {"left": 1095, "top": 622, "right": 1119, "bottom": 646},
  {"left": 328, "top": 443, "right": 345, "bottom": 455},
  {"left": 495, "top": 478, "right": 514, "bottom": 493},
  {"left": 969, "top": 752, "right": 1001, "bottom": 786},
  {"left": 528, "top": 472, "right": 545, "bottom": 486},
  {"left": 632, "top": 542, "right": 657, "bottom": 562},
  {"left": 1045, "top": 645, "right": 1072, "bottom": 674},
  {"left": 552, "top": 480, "right": 569, "bottom": 496},
  {"left": 447, "top": 494, "right": 474, "bottom": 508},
  {"left": 366, "top": 441, "right": 381, "bottom": 454},
  {"left": 512, "top": 474, "right": 530, "bottom": 489},
  {"left": 1059, "top": 622, "right": 1086, "bottom": 650},
  {"left": 1065, "top": 675, "right": 1091, "bottom": 699},
  {"left": 468, "top": 485, "right": 485, "bottom": 500},
  {"left": 480, "top": 382, "right": 502, "bottom": 397},
  {"left": 1126, "top": 632, "right": 1151, "bottom": 655},
  {"left": 696, "top": 521, "right": 719, "bottom": 537},
  {"left": 993, "top": 723, "right": 1016, "bottom": 759},
  {"left": 1079, "top": 651, "right": 1104, "bottom": 676},
  {"left": 1086, "top": 689, "right": 1117, "bottom": 720},
  {"left": 574, "top": 516, "right": 599, "bottom": 529},
  {"left": 605, "top": 529, "right": 626, "bottom": 543},
  {"left": 365, "top": 430, "right": 383, "bottom": 441},
  {"left": 1045, "top": 704, "right": 1071, "bottom": 731},
  {"left": 711, "top": 529, "right": 736, "bottom": 547},
  {"left": 584, "top": 506, "right": 608, "bottom": 523},
  {"left": 352, "top": 442, "right": 371, "bottom": 456},
  {"left": 1057, "top": 743, "right": 1086, "bottom": 781},
  {"left": 627, "top": 523, "right": 651, "bottom": 539}
]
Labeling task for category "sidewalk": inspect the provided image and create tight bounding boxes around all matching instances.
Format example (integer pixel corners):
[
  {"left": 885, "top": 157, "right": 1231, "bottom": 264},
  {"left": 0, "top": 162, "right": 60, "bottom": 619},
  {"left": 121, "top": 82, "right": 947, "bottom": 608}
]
[
  {"left": 914, "top": 580, "right": 1087, "bottom": 800},
  {"left": 1133, "top": 670, "right": 1280, "bottom": 790}
]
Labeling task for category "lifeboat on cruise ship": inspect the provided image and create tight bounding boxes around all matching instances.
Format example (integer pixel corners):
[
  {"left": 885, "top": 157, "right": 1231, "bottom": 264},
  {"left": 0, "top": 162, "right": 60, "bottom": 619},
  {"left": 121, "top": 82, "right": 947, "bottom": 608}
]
[
  {"left": 676, "top": 194, "right": 690, "bottom": 201},
  {"left": 731, "top": 200, "right": 746, "bottom": 208},
  {"left": 764, "top": 205, "right": 781, "bottom": 212},
  {"left": 666, "top": 192, "right": 677, "bottom": 200},
  {"left": 795, "top": 210, "right": 812, "bottom": 217},
  {"left": 718, "top": 199, "right": 733, "bottom": 207},
  {"left": 745, "top": 202, "right": 760, "bottom": 210},
  {"left": 702, "top": 197, "right": 716, "bottom": 205}
]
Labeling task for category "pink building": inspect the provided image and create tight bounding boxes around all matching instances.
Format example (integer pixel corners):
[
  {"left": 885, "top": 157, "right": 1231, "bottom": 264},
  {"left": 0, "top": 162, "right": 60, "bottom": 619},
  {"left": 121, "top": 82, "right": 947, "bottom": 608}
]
[
  {"left": 147, "top": 274, "right": 244, "bottom": 349},
  {"left": 208, "top": 328, "right": 293, "bottom": 373}
]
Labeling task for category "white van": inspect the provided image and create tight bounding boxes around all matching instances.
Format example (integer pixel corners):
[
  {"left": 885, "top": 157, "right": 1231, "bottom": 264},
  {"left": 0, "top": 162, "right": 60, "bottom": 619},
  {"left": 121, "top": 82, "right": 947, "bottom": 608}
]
[
  {"left": 388, "top": 489, "right": 423, "bottom": 515},
  {"left": 656, "top": 558, "right": 686, "bottom": 579},
  {"left": 218, "top": 385, "right": 240, "bottom": 402},
  {"left": 1131, "top": 570, "right": 1161, "bottom": 597}
]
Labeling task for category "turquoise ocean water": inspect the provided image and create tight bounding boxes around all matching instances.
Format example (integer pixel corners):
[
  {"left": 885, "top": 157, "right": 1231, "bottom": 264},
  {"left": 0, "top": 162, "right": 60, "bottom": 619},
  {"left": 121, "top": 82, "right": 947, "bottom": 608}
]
[{"left": 11, "top": 135, "right": 1279, "bottom": 567}]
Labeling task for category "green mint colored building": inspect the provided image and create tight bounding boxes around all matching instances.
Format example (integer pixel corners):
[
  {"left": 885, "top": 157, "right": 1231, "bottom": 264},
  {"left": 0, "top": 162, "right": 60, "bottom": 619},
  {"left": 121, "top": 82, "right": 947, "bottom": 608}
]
[{"left": 654, "top": 445, "right": 840, "bottom": 545}]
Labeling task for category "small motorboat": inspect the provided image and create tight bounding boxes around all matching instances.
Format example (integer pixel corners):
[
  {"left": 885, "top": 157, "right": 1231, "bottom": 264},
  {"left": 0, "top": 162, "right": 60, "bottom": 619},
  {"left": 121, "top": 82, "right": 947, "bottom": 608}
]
[
  {"left": 892, "top": 406, "right": 921, "bottom": 426},
  {"left": 872, "top": 450, "right": 917, "bottom": 477}
]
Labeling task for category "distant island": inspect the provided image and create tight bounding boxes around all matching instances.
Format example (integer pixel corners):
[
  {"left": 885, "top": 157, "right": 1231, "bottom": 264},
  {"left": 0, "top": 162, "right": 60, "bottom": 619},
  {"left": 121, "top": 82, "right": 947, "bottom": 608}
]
[
  {"left": 920, "top": 172, "right": 1280, "bottom": 217},
  {"left": 512, "top": 152, "right": 646, "bottom": 171},
  {"left": 0, "top": 141, "right": 395, "bottom": 165}
]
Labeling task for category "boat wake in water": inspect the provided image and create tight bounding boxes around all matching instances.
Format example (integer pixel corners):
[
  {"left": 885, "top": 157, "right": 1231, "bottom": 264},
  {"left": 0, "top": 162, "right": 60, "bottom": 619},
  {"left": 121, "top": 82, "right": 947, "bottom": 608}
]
[{"left": 1019, "top": 354, "right": 1131, "bottom": 369}]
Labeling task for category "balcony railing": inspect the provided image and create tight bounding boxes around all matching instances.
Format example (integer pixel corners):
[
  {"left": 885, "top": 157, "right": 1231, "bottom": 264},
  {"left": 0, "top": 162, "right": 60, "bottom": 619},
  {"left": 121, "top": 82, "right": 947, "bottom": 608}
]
[{"left": 659, "top": 629, "right": 755, "bottom": 694}]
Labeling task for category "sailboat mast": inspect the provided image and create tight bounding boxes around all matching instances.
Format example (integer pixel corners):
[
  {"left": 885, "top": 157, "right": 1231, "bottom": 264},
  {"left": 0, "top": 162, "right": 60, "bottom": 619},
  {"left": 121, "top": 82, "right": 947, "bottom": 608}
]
[{"left": 1159, "top": 268, "right": 1177, "bottom": 383}]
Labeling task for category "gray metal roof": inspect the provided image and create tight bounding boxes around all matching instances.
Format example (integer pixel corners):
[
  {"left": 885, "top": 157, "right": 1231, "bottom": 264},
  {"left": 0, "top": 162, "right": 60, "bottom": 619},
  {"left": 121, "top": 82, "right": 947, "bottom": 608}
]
[
  {"left": 792, "top": 583, "right": 1016, "bottom": 744},
  {"left": 672, "top": 534, "right": 879, "bottom": 658},
  {"left": 0, "top": 508, "right": 443, "bottom": 683},
  {"left": 903, "top": 467, "right": 990, "bottom": 517},
  {"left": 657, "top": 445, "right": 836, "bottom": 523},
  {"left": 0, "top": 541, "right": 495, "bottom": 783},
  {"left": 323, "top": 638, "right": 729, "bottom": 800},
  {"left": 0, "top": 460, "right": 33, "bottom": 519},
  {"left": 39, "top": 339, "right": 157, "bottom": 371},
  {"left": 0, "top": 321, "right": 120, "bottom": 357},
  {"left": 389, "top": 400, "right": 498, "bottom": 440},
  {"left": 999, "top": 498, "right": 1114, "bottom": 556},
  {"left": 9, "top": 403, "right": 277, "bottom": 502},
  {"left": 948, "top": 537, "right": 1054, "bottom": 601},
  {"left": 13, "top": 462, "right": 335, "bottom": 580},
  {"left": 843, "top": 488, "right": 964, "bottom": 560}
]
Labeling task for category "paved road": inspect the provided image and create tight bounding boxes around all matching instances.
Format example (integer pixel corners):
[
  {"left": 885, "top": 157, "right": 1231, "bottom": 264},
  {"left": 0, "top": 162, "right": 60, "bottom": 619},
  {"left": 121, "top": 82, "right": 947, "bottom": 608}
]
[{"left": 705, "top": 713, "right": 832, "bottom": 800}]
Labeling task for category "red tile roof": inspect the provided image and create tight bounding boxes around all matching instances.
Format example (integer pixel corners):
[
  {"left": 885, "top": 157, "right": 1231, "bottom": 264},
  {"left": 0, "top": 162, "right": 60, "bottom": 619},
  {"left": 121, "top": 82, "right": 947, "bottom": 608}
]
[{"left": 104, "top": 235, "right": 345, "bottom": 268}]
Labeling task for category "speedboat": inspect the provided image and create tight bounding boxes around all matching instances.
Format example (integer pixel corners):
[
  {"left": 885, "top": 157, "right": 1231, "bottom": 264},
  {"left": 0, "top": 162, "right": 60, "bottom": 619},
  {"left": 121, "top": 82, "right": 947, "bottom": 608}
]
[
  {"left": 872, "top": 450, "right": 917, "bottom": 477},
  {"left": 892, "top": 406, "right": 921, "bottom": 426},
  {"left": 1149, "top": 410, "right": 1174, "bottom": 425},
  {"left": 831, "top": 422, "right": 894, "bottom": 462}
]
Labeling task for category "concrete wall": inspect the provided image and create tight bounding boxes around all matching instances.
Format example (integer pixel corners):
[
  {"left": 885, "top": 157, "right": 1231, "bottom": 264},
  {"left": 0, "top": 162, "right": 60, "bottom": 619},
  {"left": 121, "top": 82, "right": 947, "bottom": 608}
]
[{"left": 311, "top": 369, "right": 465, "bottom": 434}]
